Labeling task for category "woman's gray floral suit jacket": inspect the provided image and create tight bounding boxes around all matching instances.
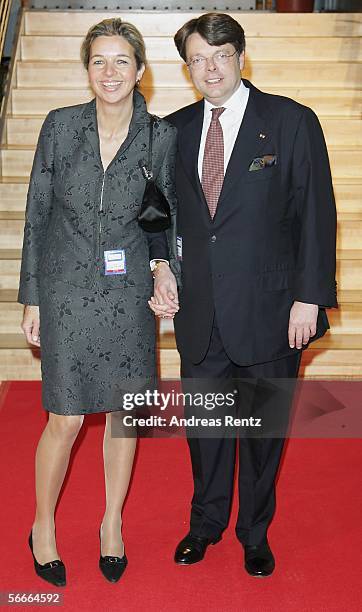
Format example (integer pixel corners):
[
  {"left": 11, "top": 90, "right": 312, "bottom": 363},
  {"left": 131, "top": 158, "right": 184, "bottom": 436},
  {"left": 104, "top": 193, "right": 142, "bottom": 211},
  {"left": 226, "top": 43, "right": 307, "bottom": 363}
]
[{"left": 18, "top": 90, "right": 180, "bottom": 305}]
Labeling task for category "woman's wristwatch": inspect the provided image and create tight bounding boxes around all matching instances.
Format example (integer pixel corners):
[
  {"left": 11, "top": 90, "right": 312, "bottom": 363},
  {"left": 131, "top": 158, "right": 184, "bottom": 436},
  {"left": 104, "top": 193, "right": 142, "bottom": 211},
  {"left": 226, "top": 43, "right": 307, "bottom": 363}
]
[{"left": 150, "top": 259, "right": 169, "bottom": 278}]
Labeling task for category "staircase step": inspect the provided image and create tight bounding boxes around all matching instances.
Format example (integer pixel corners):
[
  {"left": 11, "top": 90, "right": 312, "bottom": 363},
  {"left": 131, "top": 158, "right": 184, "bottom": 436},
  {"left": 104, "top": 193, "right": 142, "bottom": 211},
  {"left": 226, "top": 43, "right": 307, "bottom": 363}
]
[
  {"left": 337, "top": 261, "right": 362, "bottom": 290},
  {"left": 0, "top": 260, "right": 21, "bottom": 291},
  {"left": 24, "top": 11, "right": 362, "bottom": 38},
  {"left": 320, "top": 119, "right": 362, "bottom": 148},
  {"left": 0, "top": 290, "right": 19, "bottom": 302},
  {"left": 6, "top": 113, "right": 362, "bottom": 148},
  {"left": 0, "top": 176, "right": 30, "bottom": 183},
  {"left": 327, "top": 304, "right": 362, "bottom": 333},
  {"left": 3, "top": 144, "right": 361, "bottom": 179},
  {"left": 334, "top": 181, "right": 362, "bottom": 216},
  {"left": 21, "top": 35, "right": 362, "bottom": 63},
  {"left": 6, "top": 116, "right": 44, "bottom": 146},
  {"left": 0, "top": 246, "right": 23, "bottom": 262},
  {"left": 0, "top": 212, "right": 24, "bottom": 220},
  {"left": 0, "top": 302, "right": 23, "bottom": 333},
  {"left": 312, "top": 334, "right": 362, "bottom": 350},
  {"left": 337, "top": 221, "right": 362, "bottom": 250},
  {"left": 0, "top": 347, "right": 361, "bottom": 380},
  {"left": 338, "top": 291, "right": 362, "bottom": 303},
  {"left": 0, "top": 346, "right": 360, "bottom": 380},
  {"left": 0, "top": 221, "right": 24, "bottom": 249},
  {"left": 338, "top": 213, "right": 362, "bottom": 221},
  {"left": 0, "top": 249, "right": 22, "bottom": 259},
  {"left": 16, "top": 61, "right": 362, "bottom": 90},
  {"left": 11, "top": 88, "right": 93, "bottom": 116},
  {"left": 299, "top": 349, "right": 362, "bottom": 378},
  {"left": 160, "top": 345, "right": 362, "bottom": 378},
  {"left": 9, "top": 305, "right": 362, "bottom": 338},
  {"left": 329, "top": 149, "right": 362, "bottom": 180},
  {"left": 0, "top": 349, "right": 41, "bottom": 380},
  {"left": 10, "top": 86, "right": 362, "bottom": 118},
  {"left": 1, "top": 330, "right": 362, "bottom": 351},
  {"left": 0, "top": 182, "right": 28, "bottom": 216},
  {"left": 337, "top": 249, "right": 362, "bottom": 261},
  {"left": 0, "top": 333, "right": 28, "bottom": 348},
  {"left": 161, "top": 332, "right": 362, "bottom": 350},
  {"left": 1, "top": 147, "right": 33, "bottom": 177},
  {"left": 20, "top": 35, "right": 176, "bottom": 63}
]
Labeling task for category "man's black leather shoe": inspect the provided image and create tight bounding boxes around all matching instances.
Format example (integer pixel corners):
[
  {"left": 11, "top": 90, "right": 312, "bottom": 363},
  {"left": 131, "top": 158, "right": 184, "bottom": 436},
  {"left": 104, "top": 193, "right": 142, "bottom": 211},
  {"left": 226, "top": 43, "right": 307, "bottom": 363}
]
[
  {"left": 28, "top": 531, "right": 66, "bottom": 587},
  {"left": 243, "top": 540, "right": 275, "bottom": 577},
  {"left": 174, "top": 533, "right": 221, "bottom": 565}
]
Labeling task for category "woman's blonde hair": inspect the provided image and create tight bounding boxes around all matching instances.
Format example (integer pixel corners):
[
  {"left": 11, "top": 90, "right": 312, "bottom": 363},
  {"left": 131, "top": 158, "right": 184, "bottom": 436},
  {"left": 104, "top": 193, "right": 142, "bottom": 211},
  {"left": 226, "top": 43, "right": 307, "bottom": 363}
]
[{"left": 81, "top": 18, "right": 146, "bottom": 70}]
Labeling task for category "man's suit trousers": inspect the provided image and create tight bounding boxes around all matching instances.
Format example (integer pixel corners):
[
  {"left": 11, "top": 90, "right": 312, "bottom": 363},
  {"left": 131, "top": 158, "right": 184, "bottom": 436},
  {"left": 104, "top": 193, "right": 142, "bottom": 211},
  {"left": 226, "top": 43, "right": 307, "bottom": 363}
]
[{"left": 180, "top": 317, "right": 302, "bottom": 546}]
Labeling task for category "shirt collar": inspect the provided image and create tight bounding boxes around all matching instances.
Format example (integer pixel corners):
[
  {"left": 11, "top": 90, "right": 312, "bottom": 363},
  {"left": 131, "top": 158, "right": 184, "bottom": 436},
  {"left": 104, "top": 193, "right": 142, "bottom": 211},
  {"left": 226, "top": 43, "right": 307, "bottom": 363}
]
[{"left": 204, "top": 80, "right": 249, "bottom": 116}]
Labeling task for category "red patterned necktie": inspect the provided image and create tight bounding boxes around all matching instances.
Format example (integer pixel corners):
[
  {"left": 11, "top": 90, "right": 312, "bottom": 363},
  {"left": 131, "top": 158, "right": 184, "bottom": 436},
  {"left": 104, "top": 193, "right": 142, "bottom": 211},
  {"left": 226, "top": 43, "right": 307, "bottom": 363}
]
[{"left": 201, "top": 107, "right": 226, "bottom": 219}]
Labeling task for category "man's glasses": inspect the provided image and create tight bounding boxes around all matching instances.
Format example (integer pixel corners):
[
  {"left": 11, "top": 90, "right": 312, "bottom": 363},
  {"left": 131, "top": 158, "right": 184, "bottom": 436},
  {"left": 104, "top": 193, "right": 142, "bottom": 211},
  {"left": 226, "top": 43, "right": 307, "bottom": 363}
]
[{"left": 186, "top": 50, "right": 239, "bottom": 70}]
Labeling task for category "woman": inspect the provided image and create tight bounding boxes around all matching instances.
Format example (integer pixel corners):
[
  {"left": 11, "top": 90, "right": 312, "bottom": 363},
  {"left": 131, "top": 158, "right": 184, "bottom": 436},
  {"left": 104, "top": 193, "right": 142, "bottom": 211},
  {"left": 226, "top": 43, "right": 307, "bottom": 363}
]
[{"left": 19, "top": 18, "right": 179, "bottom": 586}]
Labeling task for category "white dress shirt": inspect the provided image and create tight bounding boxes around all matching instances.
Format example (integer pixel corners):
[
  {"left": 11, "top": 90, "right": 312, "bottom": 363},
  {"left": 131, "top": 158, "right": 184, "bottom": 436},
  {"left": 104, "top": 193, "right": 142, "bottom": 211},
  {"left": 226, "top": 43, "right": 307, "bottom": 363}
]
[{"left": 198, "top": 80, "right": 250, "bottom": 180}]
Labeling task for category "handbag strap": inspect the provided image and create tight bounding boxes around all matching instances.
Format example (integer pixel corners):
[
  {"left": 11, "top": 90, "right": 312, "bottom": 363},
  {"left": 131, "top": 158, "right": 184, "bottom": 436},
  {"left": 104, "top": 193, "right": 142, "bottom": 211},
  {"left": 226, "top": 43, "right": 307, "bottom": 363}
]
[
  {"left": 148, "top": 115, "right": 154, "bottom": 173},
  {"left": 139, "top": 115, "right": 155, "bottom": 180}
]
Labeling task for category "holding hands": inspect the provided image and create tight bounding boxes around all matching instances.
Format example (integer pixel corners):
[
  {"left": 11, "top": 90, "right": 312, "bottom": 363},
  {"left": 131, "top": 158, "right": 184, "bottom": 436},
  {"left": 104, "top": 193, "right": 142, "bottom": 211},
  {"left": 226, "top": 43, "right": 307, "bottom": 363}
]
[{"left": 148, "top": 262, "right": 179, "bottom": 319}]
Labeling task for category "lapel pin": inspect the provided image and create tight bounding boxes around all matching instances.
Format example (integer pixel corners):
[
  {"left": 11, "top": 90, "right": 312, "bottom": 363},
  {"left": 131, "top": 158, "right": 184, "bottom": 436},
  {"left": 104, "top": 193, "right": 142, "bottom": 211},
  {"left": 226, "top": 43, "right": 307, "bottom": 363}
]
[{"left": 259, "top": 133, "right": 266, "bottom": 139}]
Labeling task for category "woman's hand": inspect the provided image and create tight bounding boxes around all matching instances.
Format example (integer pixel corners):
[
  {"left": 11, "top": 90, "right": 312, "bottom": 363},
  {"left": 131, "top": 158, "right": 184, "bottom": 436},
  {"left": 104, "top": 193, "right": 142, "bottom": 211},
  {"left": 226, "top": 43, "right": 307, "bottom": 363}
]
[
  {"left": 21, "top": 305, "right": 41, "bottom": 347},
  {"left": 148, "top": 263, "right": 179, "bottom": 319}
]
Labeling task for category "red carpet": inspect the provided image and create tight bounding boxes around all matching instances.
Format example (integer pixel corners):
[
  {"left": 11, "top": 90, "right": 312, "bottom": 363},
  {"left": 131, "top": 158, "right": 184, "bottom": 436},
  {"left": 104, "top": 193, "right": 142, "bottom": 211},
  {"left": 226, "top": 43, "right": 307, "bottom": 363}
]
[{"left": 0, "top": 381, "right": 361, "bottom": 611}]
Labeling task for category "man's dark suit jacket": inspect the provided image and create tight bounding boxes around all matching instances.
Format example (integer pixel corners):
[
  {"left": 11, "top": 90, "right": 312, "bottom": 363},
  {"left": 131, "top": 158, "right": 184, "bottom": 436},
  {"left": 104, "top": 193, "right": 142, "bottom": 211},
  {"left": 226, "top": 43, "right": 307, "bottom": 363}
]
[{"left": 166, "top": 79, "right": 337, "bottom": 366}]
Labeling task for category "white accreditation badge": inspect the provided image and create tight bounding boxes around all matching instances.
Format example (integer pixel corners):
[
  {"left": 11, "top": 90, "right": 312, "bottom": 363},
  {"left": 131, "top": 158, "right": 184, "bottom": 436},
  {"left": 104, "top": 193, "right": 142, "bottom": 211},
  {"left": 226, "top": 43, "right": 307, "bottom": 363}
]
[
  {"left": 104, "top": 249, "right": 126, "bottom": 275},
  {"left": 176, "top": 236, "right": 183, "bottom": 261}
]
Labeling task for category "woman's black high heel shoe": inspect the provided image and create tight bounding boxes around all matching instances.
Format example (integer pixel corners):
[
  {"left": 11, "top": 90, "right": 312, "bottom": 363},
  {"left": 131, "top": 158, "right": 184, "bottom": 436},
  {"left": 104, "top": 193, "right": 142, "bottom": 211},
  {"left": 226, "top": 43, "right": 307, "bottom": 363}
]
[
  {"left": 99, "top": 527, "right": 128, "bottom": 583},
  {"left": 28, "top": 531, "right": 66, "bottom": 587}
]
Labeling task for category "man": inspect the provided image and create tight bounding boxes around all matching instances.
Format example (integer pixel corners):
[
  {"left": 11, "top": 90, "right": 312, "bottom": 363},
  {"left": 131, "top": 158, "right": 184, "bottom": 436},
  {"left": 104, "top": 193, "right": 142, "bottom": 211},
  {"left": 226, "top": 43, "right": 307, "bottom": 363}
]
[{"left": 149, "top": 13, "right": 337, "bottom": 577}]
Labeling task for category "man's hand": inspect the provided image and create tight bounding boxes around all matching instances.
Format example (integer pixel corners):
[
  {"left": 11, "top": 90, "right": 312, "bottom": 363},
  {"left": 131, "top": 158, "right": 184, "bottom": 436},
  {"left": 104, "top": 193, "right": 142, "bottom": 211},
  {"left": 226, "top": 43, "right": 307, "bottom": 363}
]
[
  {"left": 288, "top": 301, "right": 318, "bottom": 349},
  {"left": 21, "top": 305, "right": 41, "bottom": 347},
  {"left": 148, "top": 263, "right": 179, "bottom": 319}
]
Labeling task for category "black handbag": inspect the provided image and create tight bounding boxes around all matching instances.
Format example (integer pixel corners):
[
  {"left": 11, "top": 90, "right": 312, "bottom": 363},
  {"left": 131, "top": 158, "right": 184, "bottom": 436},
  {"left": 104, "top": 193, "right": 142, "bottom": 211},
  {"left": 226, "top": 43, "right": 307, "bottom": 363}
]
[{"left": 137, "top": 116, "right": 171, "bottom": 233}]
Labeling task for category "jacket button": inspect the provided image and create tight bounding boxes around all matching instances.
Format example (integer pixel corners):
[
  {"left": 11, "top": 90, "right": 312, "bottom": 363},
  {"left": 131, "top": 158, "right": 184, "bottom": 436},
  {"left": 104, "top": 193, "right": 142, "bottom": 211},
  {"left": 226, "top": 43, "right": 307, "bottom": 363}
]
[{"left": 211, "top": 235, "right": 217, "bottom": 243}]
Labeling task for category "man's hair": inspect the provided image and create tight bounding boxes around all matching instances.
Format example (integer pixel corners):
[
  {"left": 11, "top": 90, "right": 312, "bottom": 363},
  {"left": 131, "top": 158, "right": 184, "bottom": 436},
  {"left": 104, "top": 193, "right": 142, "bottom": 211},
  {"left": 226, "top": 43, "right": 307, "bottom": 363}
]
[
  {"left": 174, "top": 13, "right": 245, "bottom": 62},
  {"left": 81, "top": 17, "right": 146, "bottom": 70}
]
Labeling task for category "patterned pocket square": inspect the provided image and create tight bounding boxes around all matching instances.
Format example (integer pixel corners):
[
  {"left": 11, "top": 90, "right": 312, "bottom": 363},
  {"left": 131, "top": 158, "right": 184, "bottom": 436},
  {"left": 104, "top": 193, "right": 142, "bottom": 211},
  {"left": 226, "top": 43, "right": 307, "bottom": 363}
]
[{"left": 249, "top": 155, "right": 277, "bottom": 171}]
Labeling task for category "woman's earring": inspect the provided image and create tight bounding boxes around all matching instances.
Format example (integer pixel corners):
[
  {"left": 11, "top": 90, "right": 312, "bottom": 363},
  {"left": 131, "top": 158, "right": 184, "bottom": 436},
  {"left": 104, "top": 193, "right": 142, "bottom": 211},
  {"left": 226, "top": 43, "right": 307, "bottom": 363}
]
[{"left": 136, "top": 78, "right": 141, "bottom": 86}]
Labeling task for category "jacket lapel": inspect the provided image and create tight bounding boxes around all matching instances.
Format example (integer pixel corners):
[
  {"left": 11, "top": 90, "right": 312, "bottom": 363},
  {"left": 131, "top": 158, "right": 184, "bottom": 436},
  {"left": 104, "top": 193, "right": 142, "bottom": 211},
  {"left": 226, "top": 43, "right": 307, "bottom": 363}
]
[
  {"left": 79, "top": 98, "right": 102, "bottom": 165},
  {"left": 80, "top": 91, "right": 148, "bottom": 170},
  {"left": 116, "top": 90, "right": 148, "bottom": 160},
  {"left": 216, "top": 81, "right": 270, "bottom": 212},
  {"left": 178, "top": 102, "right": 211, "bottom": 218}
]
